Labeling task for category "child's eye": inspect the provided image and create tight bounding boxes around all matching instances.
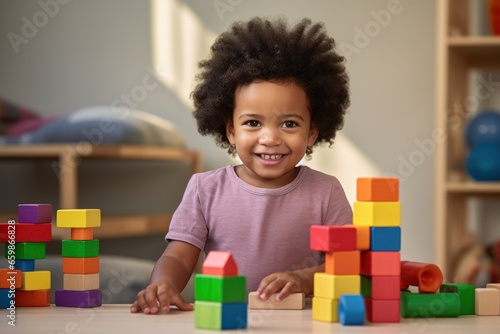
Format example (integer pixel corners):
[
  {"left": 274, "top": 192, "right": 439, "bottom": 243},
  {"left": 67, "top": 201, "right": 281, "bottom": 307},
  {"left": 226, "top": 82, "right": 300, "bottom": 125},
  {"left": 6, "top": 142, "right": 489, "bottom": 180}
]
[
  {"left": 282, "top": 121, "right": 298, "bottom": 128},
  {"left": 245, "top": 120, "right": 260, "bottom": 127}
]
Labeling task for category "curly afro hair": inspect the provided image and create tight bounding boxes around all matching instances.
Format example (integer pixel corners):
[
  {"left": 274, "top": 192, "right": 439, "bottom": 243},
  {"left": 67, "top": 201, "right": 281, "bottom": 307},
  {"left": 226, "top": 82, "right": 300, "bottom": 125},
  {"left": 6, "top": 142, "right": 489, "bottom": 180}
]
[{"left": 191, "top": 16, "right": 349, "bottom": 153}]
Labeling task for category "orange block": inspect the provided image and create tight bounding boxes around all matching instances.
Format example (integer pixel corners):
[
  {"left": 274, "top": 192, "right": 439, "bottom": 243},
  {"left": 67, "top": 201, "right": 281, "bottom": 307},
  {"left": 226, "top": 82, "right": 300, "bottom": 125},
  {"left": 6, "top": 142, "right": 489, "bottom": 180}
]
[
  {"left": 357, "top": 178, "right": 399, "bottom": 201},
  {"left": 15, "top": 290, "right": 50, "bottom": 307},
  {"left": 355, "top": 226, "right": 370, "bottom": 250},
  {"left": 325, "top": 251, "right": 360, "bottom": 275},
  {"left": 0, "top": 269, "right": 22, "bottom": 289},
  {"left": 62, "top": 257, "right": 100, "bottom": 274},
  {"left": 71, "top": 227, "right": 94, "bottom": 240}
]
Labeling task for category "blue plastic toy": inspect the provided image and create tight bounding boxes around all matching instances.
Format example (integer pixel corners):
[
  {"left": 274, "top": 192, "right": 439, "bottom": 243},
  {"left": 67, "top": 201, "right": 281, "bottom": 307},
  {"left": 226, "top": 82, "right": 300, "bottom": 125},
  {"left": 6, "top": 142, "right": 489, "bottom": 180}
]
[
  {"left": 464, "top": 110, "right": 500, "bottom": 148},
  {"left": 466, "top": 142, "right": 500, "bottom": 181}
]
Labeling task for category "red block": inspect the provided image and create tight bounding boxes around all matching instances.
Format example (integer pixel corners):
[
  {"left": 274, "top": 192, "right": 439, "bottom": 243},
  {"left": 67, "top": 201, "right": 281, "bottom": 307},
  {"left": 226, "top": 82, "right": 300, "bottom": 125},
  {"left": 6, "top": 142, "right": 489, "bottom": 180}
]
[
  {"left": 369, "top": 276, "right": 400, "bottom": 300},
  {"left": 0, "top": 223, "right": 52, "bottom": 243},
  {"left": 361, "top": 251, "right": 400, "bottom": 276},
  {"left": 310, "top": 225, "right": 357, "bottom": 252},
  {"left": 365, "top": 298, "right": 400, "bottom": 323},
  {"left": 202, "top": 251, "right": 238, "bottom": 276},
  {"left": 400, "top": 260, "right": 443, "bottom": 293},
  {"left": 15, "top": 290, "right": 50, "bottom": 307}
]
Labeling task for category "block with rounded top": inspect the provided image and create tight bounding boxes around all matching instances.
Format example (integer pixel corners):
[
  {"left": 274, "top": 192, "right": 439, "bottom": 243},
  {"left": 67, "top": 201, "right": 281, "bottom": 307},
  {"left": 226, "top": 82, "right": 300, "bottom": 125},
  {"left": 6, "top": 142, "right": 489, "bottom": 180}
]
[
  {"left": 310, "top": 225, "right": 357, "bottom": 252},
  {"left": 202, "top": 251, "right": 238, "bottom": 276},
  {"left": 400, "top": 261, "right": 443, "bottom": 293},
  {"left": 18, "top": 204, "right": 52, "bottom": 223},
  {"left": 353, "top": 202, "right": 401, "bottom": 227},
  {"left": 357, "top": 178, "right": 399, "bottom": 201},
  {"left": 338, "top": 294, "right": 365, "bottom": 326},
  {"left": 57, "top": 209, "right": 101, "bottom": 228}
]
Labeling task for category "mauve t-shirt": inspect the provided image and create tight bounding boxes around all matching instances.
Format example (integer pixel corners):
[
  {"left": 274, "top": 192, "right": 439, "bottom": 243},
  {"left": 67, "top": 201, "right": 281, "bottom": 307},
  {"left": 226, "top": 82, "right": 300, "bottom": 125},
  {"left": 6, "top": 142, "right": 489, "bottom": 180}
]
[{"left": 166, "top": 165, "right": 352, "bottom": 292}]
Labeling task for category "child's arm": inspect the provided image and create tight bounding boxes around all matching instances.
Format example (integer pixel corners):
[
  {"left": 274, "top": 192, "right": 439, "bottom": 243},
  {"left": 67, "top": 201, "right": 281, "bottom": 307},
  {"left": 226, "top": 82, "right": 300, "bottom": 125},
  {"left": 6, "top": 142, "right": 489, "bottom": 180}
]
[
  {"left": 255, "top": 264, "right": 325, "bottom": 302},
  {"left": 130, "top": 240, "right": 201, "bottom": 314}
]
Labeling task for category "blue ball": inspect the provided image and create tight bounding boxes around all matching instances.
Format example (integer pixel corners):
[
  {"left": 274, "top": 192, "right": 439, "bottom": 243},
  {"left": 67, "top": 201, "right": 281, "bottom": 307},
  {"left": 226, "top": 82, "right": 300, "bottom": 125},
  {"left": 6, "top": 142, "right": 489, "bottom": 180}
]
[
  {"left": 466, "top": 142, "right": 500, "bottom": 181},
  {"left": 464, "top": 110, "right": 500, "bottom": 148}
]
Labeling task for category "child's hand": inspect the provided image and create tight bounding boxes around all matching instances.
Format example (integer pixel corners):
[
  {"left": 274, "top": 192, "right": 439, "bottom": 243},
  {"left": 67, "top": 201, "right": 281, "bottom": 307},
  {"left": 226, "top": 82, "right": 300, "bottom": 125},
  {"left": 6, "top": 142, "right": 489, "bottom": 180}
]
[
  {"left": 130, "top": 281, "right": 193, "bottom": 314},
  {"left": 255, "top": 270, "right": 313, "bottom": 302}
]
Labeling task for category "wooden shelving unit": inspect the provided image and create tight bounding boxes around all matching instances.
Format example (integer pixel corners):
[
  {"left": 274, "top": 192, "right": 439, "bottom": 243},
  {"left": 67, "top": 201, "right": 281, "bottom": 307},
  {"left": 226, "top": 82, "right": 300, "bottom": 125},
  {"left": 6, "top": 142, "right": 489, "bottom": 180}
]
[{"left": 435, "top": 0, "right": 500, "bottom": 281}]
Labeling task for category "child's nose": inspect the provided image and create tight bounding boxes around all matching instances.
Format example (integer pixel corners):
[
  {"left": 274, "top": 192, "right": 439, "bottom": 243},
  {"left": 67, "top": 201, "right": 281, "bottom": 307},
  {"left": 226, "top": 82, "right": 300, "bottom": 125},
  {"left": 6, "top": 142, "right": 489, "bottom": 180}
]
[{"left": 259, "top": 128, "right": 281, "bottom": 145}]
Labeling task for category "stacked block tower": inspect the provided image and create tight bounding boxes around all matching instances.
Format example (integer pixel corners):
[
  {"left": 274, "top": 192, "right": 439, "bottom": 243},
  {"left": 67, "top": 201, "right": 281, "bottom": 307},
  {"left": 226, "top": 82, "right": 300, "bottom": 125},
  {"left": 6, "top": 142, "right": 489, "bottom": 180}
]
[
  {"left": 0, "top": 204, "right": 52, "bottom": 307},
  {"left": 310, "top": 224, "right": 364, "bottom": 324},
  {"left": 55, "top": 209, "right": 102, "bottom": 308},
  {"left": 354, "top": 177, "right": 401, "bottom": 323},
  {"left": 194, "top": 251, "right": 247, "bottom": 330}
]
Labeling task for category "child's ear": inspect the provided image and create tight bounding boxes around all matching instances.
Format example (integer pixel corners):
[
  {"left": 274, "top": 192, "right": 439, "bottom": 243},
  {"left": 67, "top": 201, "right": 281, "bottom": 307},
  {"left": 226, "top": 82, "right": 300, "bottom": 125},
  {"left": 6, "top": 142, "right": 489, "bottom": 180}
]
[
  {"left": 307, "top": 123, "right": 319, "bottom": 147},
  {"left": 226, "top": 120, "right": 236, "bottom": 145}
]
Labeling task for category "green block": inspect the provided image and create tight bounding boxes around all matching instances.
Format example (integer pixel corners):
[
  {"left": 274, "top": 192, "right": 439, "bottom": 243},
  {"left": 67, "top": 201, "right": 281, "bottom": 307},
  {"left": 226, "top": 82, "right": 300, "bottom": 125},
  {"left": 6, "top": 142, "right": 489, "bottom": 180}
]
[
  {"left": 360, "top": 275, "right": 371, "bottom": 298},
  {"left": 62, "top": 239, "right": 99, "bottom": 258},
  {"left": 4, "top": 242, "right": 46, "bottom": 260},
  {"left": 194, "top": 301, "right": 247, "bottom": 330},
  {"left": 400, "top": 290, "right": 460, "bottom": 318},
  {"left": 195, "top": 274, "right": 246, "bottom": 303},
  {"left": 440, "top": 283, "right": 475, "bottom": 315}
]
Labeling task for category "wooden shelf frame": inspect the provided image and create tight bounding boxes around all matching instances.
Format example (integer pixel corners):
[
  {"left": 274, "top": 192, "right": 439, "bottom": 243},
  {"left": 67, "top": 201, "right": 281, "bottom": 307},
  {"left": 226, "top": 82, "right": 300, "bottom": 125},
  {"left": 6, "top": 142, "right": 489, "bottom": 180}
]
[{"left": 0, "top": 144, "right": 202, "bottom": 239}]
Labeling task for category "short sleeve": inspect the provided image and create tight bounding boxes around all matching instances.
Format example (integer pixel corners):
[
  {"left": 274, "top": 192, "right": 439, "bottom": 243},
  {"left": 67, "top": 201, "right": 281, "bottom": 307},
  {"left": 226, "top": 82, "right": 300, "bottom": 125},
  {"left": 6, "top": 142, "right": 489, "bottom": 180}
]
[{"left": 324, "top": 176, "right": 353, "bottom": 226}]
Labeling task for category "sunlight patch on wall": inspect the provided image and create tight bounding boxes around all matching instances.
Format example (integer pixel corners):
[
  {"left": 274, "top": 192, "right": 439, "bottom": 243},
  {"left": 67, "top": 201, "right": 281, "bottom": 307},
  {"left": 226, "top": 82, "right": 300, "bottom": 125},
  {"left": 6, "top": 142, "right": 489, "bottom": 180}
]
[{"left": 151, "top": 0, "right": 216, "bottom": 108}]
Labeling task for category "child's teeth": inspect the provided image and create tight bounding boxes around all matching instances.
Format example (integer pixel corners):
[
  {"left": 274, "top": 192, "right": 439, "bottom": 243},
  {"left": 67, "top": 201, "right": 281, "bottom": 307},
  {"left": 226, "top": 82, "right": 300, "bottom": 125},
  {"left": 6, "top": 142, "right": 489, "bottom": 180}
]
[{"left": 262, "top": 154, "right": 282, "bottom": 160}]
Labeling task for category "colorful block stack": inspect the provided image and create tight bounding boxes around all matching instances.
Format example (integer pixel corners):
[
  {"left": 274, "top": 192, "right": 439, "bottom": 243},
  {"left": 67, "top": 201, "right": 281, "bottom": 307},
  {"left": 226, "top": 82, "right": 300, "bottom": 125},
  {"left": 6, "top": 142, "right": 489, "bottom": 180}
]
[
  {"left": 0, "top": 204, "right": 52, "bottom": 307},
  {"left": 55, "top": 209, "right": 102, "bottom": 308},
  {"left": 310, "top": 225, "right": 363, "bottom": 324},
  {"left": 354, "top": 177, "right": 401, "bottom": 323},
  {"left": 194, "top": 251, "right": 247, "bottom": 330}
]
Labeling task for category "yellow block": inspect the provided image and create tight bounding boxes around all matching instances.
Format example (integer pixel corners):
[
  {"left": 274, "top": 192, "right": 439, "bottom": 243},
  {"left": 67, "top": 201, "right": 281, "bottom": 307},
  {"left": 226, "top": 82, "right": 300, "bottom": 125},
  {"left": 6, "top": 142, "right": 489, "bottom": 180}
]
[
  {"left": 353, "top": 202, "right": 401, "bottom": 226},
  {"left": 314, "top": 273, "right": 360, "bottom": 299},
  {"left": 63, "top": 273, "right": 100, "bottom": 291},
  {"left": 57, "top": 209, "right": 101, "bottom": 228},
  {"left": 21, "top": 271, "right": 51, "bottom": 291},
  {"left": 312, "top": 297, "right": 338, "bottom": 322}
]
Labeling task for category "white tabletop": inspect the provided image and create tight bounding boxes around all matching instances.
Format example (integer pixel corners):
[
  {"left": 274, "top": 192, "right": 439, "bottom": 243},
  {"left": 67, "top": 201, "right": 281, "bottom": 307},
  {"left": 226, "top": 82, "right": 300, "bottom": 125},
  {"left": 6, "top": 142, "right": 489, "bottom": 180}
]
[{"left": 1, "top": 304, "right": 499, "bottom": 334}]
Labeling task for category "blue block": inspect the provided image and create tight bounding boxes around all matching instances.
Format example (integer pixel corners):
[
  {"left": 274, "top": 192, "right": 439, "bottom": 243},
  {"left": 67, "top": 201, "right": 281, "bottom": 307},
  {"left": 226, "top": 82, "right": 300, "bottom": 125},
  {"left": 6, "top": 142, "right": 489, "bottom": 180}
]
[
  {"left": 338, "top": 294, "right": 365, "bottom": 325},
  {"left": 221, "top": 302, "right": 247, "bottom": 329},
  {"left": 195, "top": 301, "right": 247, "bottom": 330},
  {"left": 14, "top": 259, "right": 35, "bottom": 271},
  {"left": 0, "top": 288, "right": 14, "bottom": 309},
  {"left": 370, "top": 227, "right": 401, "bottom": 251}
]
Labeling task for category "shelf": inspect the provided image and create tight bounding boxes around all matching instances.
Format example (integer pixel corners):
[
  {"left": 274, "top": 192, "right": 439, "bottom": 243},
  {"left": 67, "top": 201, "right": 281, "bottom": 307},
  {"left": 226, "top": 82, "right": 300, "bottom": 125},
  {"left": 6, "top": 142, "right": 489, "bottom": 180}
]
[
  {"left": 448, "top": 36, "right": 500, "bottom": 67},
  {"left": 446, "top": 182, "right": 500, "bottom": 194}
]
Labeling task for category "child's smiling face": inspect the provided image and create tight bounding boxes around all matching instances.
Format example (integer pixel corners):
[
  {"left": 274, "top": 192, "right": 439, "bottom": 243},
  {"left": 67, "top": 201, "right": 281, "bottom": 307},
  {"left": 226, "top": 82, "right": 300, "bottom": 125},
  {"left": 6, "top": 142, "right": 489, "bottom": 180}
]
[{"left": 226, "top": 80, "right": 318, "bottom": 188}]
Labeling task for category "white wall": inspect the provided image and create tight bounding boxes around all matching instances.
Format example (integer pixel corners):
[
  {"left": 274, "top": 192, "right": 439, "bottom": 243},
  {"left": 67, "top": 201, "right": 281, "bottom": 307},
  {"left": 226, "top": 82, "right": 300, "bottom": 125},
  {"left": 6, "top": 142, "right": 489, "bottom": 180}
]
[{"left": 0, "top": 0, "right": 437, "bottom": 263}]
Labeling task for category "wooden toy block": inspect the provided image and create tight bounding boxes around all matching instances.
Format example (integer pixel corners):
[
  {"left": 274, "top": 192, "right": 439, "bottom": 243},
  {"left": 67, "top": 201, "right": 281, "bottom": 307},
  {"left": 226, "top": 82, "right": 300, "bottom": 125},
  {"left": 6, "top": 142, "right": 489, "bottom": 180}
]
[
  {"left": 440, "top": 283, "right": 475, "bottom": 315},
  {"left": 194, "top": 301, "right": 247, "bottom": 330},
  {"left": 63, "top": 257, "right": 100, "bottom": 274},
  {"left": 310, "top": 225, "right": 357, "bottom": 252},
  {"left": 21, "top": 271, "right": 51, "bottom": 291},
  {"left": 353, "top": 202, "right": 401, "bottom": 227},
  {"left": 55, "top": 289, "right": 102, "bottom": 308},
  {"left": 0, "top": 222, "right": 52, "bottom": 243},
  {"left": 475, "top": 288, "right": 500, "bottom": 316},
  {"left": 0, "top": 288, "right": 14, "bottom": 309},
  {"left": 355, "top": 226, "right": 370, "bottom": 250},
  {"left": 248, "top": 292, "right": 305, "bottom": 310},
  {"left": 63, "top": 273, "right": 100, "bottom": 291},
  {"left": 370, "top": 227, "right": 401, "bottom": 251},
  {"left": 360, "top": 251, "right": 400, "bottom": 276},
  {"left": 400, "top": 290, "right": 460, "bottom": 318},
  {"left": 400, "top": 261, "right": 443, "bottom": 293},
  {"left": 314, "top": 273, "right": 360, "bottom": 299},
  {"left": 0, "top": 269, "right": 22, "bottom": 289},
  {"left": 486, "top": 283, "right": 500, "bottom": 311},
  {"left": 360, "top": 275, "right": 400, "bottom": 300},
  {"left": 338, "top": 294, "right": 365, "bottom": 326},
  {"left": 365, "top": 298, "right": 400, "bottom": 322},
  {"left": 325, "top": 251, "right": 360, "bottom": 275},
  {"left": 57, "top": 209, "right": 101, "bottom": 228},
  {"left": 18, "top": 204, "right": 52, "bottom": 223},
  {"left": 62, "top": 239, "right": 99, "bottom": 258},
  {"left": 195, "top": 274, "right": 246, "bottom": 303},
  {"left": 4, "top": 242, "right": 46, "bottom": 260},
  {"left": 15, "top": 289, "right": 50, "bottom": 307},
  {"left": 14, "top": 259, "right": 35, "bottom": 272},
  {"left": 312, "top": 296, "right": 339, "bottom": 323},
  {"left": 71, "top": 227, "right": 94, "bottom": 240},
  {"left": 357, "top": 177, "right": 399, "bottom": 202},
  {"left": 202, "top": 251, "right": 238, "bottom": 276}
]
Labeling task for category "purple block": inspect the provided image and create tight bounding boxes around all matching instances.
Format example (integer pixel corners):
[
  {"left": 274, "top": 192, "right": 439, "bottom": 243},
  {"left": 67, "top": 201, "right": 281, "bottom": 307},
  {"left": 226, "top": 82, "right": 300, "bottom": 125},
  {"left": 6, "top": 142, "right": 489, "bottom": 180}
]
[
  {"left": 55, "top": 289, "right": 102, "bottom": 308},
  {"left": 18, "top": 204, "right": 53, "bottom": 223}
]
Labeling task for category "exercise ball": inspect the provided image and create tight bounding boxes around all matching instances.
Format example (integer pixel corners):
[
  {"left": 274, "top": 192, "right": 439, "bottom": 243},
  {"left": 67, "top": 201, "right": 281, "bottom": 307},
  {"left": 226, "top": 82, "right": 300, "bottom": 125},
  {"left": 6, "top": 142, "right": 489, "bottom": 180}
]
[
  {"left": 464, "top": 110, "right": 500, "bottom": 148},
  {"left": 466, "top": 142, "right": 500, "bottom": 181}
]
